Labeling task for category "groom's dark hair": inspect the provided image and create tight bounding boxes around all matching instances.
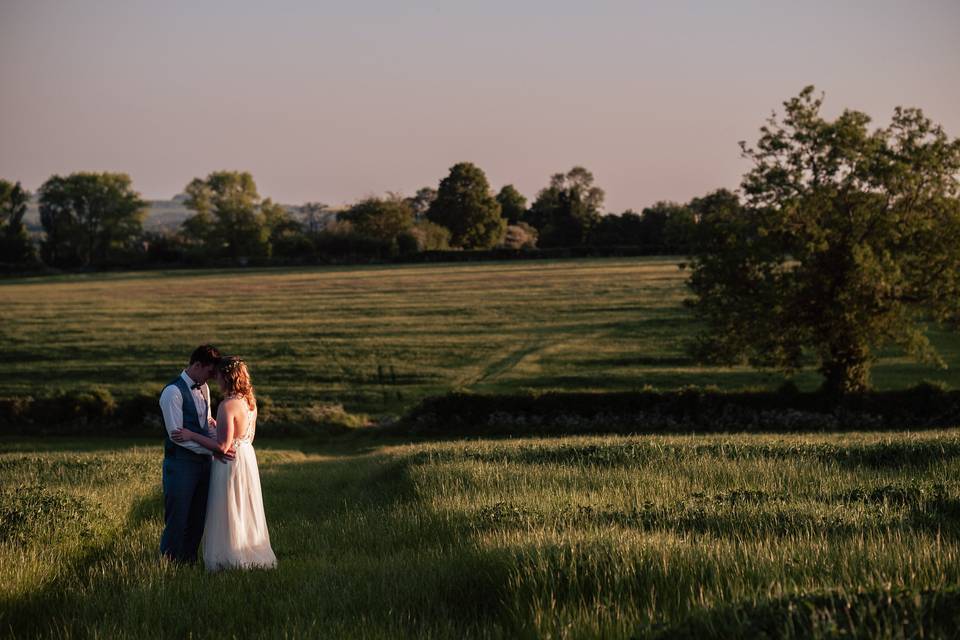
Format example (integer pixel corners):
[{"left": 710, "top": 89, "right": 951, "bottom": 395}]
[{"left": 189, "top": 344, "right": 221, "bottom": 367}]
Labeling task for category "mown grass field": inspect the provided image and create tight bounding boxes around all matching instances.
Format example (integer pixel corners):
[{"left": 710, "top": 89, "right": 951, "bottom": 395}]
[
  {"left": 3, "top": 258, "right": 960, "bottom": 417},
  {"left": 2, "top": 432, "right": 959, "bottom": 638},
  {"left": 4, "top": 259, "right": 960, "bottom": 637}
]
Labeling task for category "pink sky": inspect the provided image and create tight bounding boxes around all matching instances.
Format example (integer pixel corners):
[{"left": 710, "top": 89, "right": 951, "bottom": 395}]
[{"left": 1, "top": 0, "right": 958, "bottom": 212}]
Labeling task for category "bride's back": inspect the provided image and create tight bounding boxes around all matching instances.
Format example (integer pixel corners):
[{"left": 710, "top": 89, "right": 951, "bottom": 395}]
[{"left": 223, "top": 396, "right": 257, "bottom": 443}]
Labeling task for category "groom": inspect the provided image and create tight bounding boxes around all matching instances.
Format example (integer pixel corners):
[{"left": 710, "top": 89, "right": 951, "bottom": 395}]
[{"left": 158, "top": 344, "right": 234, "bottom": 563}]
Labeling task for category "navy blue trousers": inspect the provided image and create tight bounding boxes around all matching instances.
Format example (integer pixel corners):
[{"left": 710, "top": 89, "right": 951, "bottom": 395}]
[{"left": 160, "top": 455, "right": 210, "bottom": 564}]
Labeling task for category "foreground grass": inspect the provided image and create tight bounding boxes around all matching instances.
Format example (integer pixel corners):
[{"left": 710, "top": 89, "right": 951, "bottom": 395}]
[
  {"left": 2, "top": 431, "right": 959, "bottom": 638},
  {"left": 3, "top": 258, "right": 960, "bottom": 416}
]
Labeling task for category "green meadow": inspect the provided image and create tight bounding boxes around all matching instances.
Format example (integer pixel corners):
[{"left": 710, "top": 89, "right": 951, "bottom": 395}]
[
  {"left": 2, "top": 433, "right": 959, "bottom": 638},
  {"left": 4, "top": 258, "right": 960, "bottom": 638},
  {"left": 3, "top": 257, "right": 960, "bottom": 417}
]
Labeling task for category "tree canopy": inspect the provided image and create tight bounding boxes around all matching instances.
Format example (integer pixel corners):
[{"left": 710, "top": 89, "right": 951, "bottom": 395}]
[
  {"left": 341, "top": 195, "right": 415, "bottom": 243},
  {"left": 38, "top": 172, "right": 145, "bottom": 267},
  {"left": 183, "top": 171, "right": 278, "bottom": 258},
  {"left": 426, "top": 163, "right": 505, "bottom": 249},
  {"left": 406, "top": 187, "right": 437, "bottom": 221},
  {"left": 686, "top": 87, "right": 960, "bottom": 395},
  {"left": 526, "top": 167, "right": 604, "bottom": 247},
  {"left": 0, "top": 180, "right": 35, "bottom": 264},
  {"left": 496, "top": 185, "right": 528, "bottom": 225}
]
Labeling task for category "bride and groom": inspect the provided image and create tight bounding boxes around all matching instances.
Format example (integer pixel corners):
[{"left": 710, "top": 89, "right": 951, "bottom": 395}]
[{"left": 158, "top": 344, "right": 276, "bottom": 571}]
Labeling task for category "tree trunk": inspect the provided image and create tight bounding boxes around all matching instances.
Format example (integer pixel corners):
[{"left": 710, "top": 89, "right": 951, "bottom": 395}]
[{"left": 820, "top": 341, "right": 871, "bottom": 396}]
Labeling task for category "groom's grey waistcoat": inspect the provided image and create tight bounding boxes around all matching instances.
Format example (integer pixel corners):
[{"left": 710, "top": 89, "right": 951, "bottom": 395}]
[{"left": 163, "top": 376, "right": 210, "bottom": 462}]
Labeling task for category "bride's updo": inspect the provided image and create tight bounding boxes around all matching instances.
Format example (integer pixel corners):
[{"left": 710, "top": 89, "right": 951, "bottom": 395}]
[{"left": 218, "top": 356, "right": 256, "bottom": 410}]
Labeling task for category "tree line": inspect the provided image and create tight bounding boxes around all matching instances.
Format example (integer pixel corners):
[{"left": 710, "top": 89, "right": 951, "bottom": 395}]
[{"left": 1, "top": 163, "right": 707, "bottom": 269}]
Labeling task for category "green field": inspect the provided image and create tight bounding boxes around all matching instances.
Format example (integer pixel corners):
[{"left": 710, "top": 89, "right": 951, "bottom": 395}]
[
  {"left": 3, "top": 258, "right": 960, "bottom": 418},
  {"left": 2, "top": 432, "right": 959, "bottom": 638},
  {"left": 4, "top": 258, "right": 960, "bottom": 637}
]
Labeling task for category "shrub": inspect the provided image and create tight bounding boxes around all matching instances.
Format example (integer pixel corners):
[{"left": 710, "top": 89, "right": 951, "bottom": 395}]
[
  {"left": 256, "top": 396, "right": 370, "bottom": 436},
  {"left": 27, "top": 387, "right": 117, "bottom": 427},
  {"left": 313, "top": 221, "right": 393, "bottom": 261},
  {"left": 395, "top": 386, "right": 960, "bottom": 436},
  {"left": 501, "top": 223, "right": 538, "bottom": 249}
]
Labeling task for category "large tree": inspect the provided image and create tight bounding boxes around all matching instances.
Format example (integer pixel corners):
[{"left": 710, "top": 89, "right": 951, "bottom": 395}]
[
  {"left": 183, "top": 171, "right": 269, "bottom": 258},
  {"left": 0, "top": 180, "right": 35, "bottom": 264},
  {"left": 687, "top": 87, "right": 960, "bottom": 395},
  {"left": 526, "top": 166, "right": 604, "bottom": 247},
  {"left": 38, "top": 172, "right": 145, "bottom": 267},
  {"left": 426, "top": 163, "right": 505, "bottom": 249}
]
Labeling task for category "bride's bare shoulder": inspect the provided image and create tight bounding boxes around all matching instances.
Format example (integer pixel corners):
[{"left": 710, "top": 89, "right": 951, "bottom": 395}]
[{"left": 220, "top": 396, "right": 246, "bottom": 411}]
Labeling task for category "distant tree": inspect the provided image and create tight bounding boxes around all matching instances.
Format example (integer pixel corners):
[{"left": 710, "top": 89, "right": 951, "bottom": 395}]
[
  {"left": 37, "top": 176, "right": 77, "bottom": 266},
  {"left": 687, "top": 87, "right": 960, "bottom": 396},
  {"left": 496, "top": 185, "right": 527, "bottom": 225},
  {"left": 341, "top": 195, "right": 415, "bottom": 244},
  {"left": 183, "top": 171, "right": 268, "bottom": 258},
  {"left": 426, "top": 163, "right": 505, "bottom": 249},
  {"left": 261, "top": 198, "right": 303, "bottom": 258},
  {"left": 638, "top": 201, "right": 698, "bottom": 252},
  {"left": 301, "top": 202, "right": 334, "bottom": 235},
  {"left": 313, "top": 219, "right": 392, "bottom": 259},
  {"left": 0, "top": 180, "right": 36, "bottom": 264},
  {"left": 405, "top": 187, "right": 437, "bottom": 221},
  {"left": 590, "top": 210, "right": 644, "bottom": 246},
  {"left": 687, "top": 189, "right": 741, "bottom": 247},
  {"left": 38, "top": 172, "right": 145, "bottom": 267},
  {"left": 179, "top": 208, "right": 216, "bottom": 253},
  {"left": 526, "top": 166, "right": 604, "bottom": 247}
]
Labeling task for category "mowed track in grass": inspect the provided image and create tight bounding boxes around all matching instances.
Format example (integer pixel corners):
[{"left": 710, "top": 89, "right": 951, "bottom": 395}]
[
  {"left": 3, "top": 257, "right": 960, "bottom": 416},
  {"left": 2, "top": 432, "right": 959, "bottom": 638}
]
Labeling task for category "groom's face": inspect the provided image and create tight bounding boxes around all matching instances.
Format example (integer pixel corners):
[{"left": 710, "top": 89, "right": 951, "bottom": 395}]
[
  {"left": 197, "top": 363, "right": 217, "bottom": 383},
  {"left": 188, "top": 361, "right": 217, "bottom": 384}
]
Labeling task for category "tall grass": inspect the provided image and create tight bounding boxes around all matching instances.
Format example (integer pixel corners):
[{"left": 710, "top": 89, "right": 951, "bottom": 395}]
[{"left": 2, "top": 431, "right": 958, "bottom": 638}]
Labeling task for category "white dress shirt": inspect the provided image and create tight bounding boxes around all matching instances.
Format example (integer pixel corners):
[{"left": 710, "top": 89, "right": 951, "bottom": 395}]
[{"left": 159, "top": 371, "right": 214, "bottom": 457}]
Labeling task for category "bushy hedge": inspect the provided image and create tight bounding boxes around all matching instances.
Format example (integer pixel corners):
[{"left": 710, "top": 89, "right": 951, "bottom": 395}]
[
  {"left": 3, "top": 383, "right": 958, "bottom": 437},
  {"left": 394, "top": 383, "right": 960, "bottom": 436},
  {"left": 0, "top": 388, "right": 135, "bottom": 434},
  {"left": 0, "top": 388, "right": 369, "bottom": 437}
]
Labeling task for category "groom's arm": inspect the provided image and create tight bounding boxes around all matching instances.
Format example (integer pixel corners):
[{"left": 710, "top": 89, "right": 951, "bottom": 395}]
[{"left": 159, "top": 386, "right": 212, "bottom": 457}]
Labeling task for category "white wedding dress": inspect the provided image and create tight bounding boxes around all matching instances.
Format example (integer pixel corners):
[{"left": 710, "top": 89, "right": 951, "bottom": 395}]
[{"left": 202, "top": 401, "right": 277, "bottom": 571}]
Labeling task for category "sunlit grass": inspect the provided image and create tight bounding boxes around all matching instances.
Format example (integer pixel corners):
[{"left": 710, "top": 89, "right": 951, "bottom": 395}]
[{"left": 2, "top": 431, "right": 959, "bottom": 638}]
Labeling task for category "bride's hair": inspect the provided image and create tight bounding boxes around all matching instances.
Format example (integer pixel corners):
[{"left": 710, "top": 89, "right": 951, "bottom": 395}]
[{"left": 218, "top": 356, "right": 256, "bottom": 410}]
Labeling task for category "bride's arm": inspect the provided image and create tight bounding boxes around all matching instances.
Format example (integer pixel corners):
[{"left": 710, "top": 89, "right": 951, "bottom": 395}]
[{"left": 173, "top": 400, "right": 236, "bottom": 455}]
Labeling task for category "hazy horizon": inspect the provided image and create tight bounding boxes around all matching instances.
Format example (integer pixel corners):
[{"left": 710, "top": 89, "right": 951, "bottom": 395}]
[{"left": 2, "top": 0, "right": 958, "bottom": 212}]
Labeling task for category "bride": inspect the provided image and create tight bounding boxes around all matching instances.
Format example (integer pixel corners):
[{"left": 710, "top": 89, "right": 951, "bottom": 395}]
[{"left": 172, "top": 356, "right": 277, "bottom": 571}]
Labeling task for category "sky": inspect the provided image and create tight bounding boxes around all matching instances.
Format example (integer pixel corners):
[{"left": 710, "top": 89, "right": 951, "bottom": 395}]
[{"left": 1, "top": 0, "right": 958, "bottom": 212}]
